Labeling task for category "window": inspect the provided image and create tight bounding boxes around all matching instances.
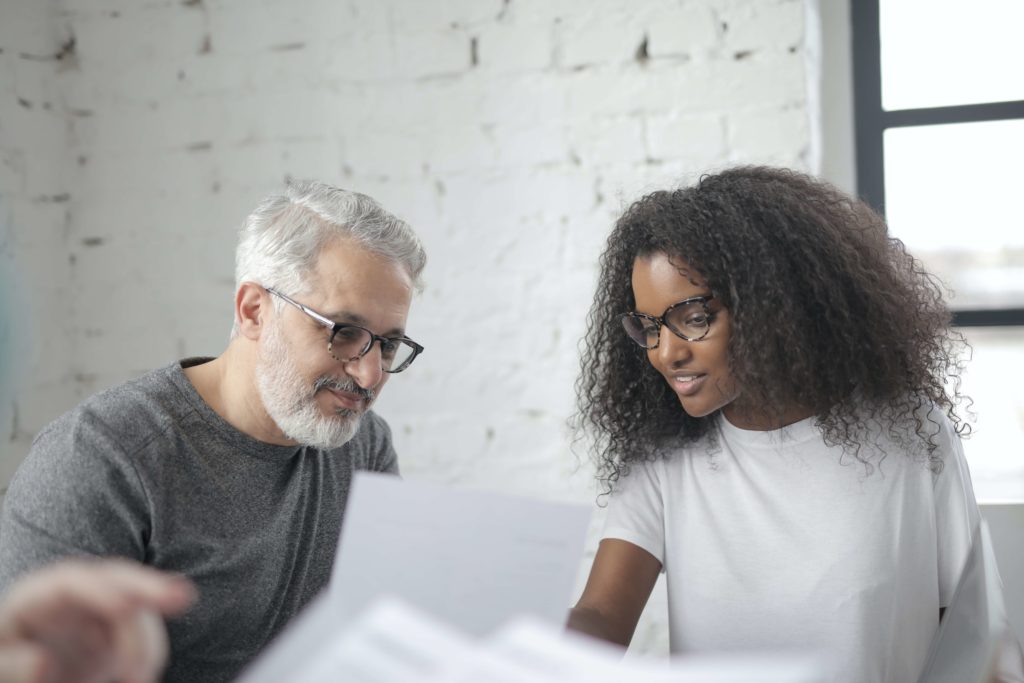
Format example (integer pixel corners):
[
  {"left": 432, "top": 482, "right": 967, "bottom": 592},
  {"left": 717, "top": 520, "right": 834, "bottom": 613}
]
[{"left": 851, "top": 0, "right": 1024, "bottom": 499}]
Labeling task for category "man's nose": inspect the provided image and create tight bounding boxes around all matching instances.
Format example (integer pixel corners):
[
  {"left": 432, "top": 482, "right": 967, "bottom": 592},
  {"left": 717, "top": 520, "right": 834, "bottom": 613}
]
[{"left": 343, "top": 344, "right": 384, "bottom": 390}]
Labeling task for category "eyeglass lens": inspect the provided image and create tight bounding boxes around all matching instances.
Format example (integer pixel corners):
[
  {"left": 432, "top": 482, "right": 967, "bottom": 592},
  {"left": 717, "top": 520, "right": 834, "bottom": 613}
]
[
  {"left": 328, "top": 327, "right": 416, "bottom": 371},
  {"left": 622, "top": 299, "right": 711, "bottom": 347}
]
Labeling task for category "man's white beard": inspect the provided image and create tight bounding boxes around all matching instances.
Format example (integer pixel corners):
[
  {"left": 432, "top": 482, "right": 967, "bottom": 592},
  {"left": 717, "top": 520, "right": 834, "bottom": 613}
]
[{"left": 256, "top": 318, "right": 362, "bottom": 450}]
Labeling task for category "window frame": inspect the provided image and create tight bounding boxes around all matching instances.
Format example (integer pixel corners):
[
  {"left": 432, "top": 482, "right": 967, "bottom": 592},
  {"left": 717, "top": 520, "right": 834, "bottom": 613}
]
[{"left": 850, "top": 0, "right": 1024, "bottom": 327}]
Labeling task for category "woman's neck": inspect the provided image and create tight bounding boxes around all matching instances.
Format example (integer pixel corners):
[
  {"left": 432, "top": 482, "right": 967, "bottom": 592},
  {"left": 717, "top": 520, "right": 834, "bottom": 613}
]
[{"left": 721, "top": 401, "right": 815, "bottom": 431}]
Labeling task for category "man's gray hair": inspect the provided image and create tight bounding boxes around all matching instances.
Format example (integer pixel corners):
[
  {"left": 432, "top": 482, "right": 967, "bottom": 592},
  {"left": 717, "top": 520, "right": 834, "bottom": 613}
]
[{"left": 233, "top": 179, "right": 426, "bottom": 332}]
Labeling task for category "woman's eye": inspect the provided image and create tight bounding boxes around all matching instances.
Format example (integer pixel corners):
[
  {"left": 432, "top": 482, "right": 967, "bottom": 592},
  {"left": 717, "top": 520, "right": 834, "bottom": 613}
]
[{"left": 683, "top": 314, "right": 708, "bottom": 327}]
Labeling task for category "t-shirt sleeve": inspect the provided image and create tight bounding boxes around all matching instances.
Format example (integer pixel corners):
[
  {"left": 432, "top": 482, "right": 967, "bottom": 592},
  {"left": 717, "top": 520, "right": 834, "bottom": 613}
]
[
  {"left": 929, "top": 411, "right": 1024, "bottom": 680},
  {"left": 364, "top": 412, "right": 399, "bottom": 475},
  {"left": 601, "top": 458, "right": 666, "bottom": 566},
  {"left": 0, "top": 409, "right": 150, "bottom": 590},
  {"left": 932, "top": 411, "right": 981, "bottom": 607}
]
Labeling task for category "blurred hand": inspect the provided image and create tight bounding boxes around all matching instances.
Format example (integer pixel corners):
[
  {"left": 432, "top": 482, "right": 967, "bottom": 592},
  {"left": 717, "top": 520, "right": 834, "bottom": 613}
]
[
  {"left": 991, "top": 629, "right": 1024, "bottom": 683},
  {"left": 0, "top": 560, "right": 195, "bottom": 683}
]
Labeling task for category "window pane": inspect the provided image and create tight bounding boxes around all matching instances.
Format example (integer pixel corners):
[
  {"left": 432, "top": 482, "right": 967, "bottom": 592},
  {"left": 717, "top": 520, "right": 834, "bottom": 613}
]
[
  {"left": 958, "top": 327, "right": 1024, "bottom": 502},
  {"left": 883, "top": 120, "right": 1024, "bottom": 309},
  {"left": 880, "top": 0, "right": 1024, "bottom": 110}
]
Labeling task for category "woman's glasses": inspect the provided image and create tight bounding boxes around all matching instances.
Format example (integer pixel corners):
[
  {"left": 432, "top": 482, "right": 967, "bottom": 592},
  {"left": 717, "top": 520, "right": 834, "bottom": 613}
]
[{"left": 620, "top": 296, "right": 715, "bottom": 348}]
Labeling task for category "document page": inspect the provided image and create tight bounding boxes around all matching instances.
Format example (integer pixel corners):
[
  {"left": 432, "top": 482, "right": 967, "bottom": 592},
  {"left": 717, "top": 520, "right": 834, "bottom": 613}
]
[
  {"left": 240, "top": 597, "right": 825, "bottom": 683},
  {"left": 237, "top": 596, "right": 477, "bottom": 683},
  {"left": 483, "top": 618, "right": 823, "bottom": 683},
  {"left": 330, "top": 472, "right": 592, "bottom": 636}
]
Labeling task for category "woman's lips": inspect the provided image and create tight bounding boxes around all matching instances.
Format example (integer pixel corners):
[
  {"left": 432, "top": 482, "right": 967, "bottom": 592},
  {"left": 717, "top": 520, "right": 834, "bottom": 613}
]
[{"left": 670, "top": 373, "right": 707, "bottom": 396}]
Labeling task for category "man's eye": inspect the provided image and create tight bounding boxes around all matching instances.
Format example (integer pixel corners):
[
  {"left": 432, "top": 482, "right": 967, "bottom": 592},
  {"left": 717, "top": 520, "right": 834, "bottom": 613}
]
[
  {"left": 333, "top": 327, "right": 365, "bottom": 343},
  {"left": 379, "top": 339, "right": 400, "bottom": 358}
]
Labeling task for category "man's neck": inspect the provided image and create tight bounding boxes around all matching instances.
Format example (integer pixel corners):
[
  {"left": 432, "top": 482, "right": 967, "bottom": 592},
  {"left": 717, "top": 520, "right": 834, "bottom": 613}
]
[{"left": 183, "top": 343, "right": 297, "bottom": 446}]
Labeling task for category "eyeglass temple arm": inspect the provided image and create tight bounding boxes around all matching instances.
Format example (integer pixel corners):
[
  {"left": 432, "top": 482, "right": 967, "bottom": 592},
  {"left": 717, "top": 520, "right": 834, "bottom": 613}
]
[{"left": 268, "top": 288, "right": 336, "bottom": 330}]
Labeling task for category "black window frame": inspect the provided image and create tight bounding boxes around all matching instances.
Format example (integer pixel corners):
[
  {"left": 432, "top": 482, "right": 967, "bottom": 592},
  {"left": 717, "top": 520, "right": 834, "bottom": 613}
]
[{"left": 850, "top": 0, "right": 1024, "bottom": 327}]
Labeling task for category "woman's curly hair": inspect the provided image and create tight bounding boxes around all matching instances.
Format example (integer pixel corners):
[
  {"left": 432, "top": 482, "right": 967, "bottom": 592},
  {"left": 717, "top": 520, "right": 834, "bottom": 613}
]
[{"left": 574, "top": 166, "right": 969, "bottom": 494}]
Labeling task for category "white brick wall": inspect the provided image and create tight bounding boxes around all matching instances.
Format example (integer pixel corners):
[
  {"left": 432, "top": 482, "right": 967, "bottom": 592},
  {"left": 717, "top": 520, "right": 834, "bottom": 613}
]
[
  {"left": 0, "top": 0, "right": 75, "bottom": 486},
  {"left": 0, "top": 0, "right": 817, "bottom": 655}
]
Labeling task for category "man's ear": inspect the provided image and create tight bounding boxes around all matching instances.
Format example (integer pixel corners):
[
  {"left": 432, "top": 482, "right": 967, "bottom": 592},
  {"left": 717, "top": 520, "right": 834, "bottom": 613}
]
[{"left": 236, "top": 282, "right": 268, "bottom": 340}]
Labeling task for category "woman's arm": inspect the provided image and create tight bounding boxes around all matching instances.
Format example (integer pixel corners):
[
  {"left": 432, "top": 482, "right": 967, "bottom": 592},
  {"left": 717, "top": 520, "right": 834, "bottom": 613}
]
[{"left": 567, "top": 538, "right": 662, "bottom": 647}]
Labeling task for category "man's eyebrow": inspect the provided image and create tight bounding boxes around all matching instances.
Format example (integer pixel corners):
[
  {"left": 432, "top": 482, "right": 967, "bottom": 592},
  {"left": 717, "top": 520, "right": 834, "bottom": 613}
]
[{"left": 326, "top": 309, "right": 406, "bottom": 337}]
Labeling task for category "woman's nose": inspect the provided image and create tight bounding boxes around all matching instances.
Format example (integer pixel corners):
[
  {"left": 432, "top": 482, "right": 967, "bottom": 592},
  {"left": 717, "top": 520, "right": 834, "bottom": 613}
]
[{"left": 654, "top": 325, "right": 693, "bottom": 368}]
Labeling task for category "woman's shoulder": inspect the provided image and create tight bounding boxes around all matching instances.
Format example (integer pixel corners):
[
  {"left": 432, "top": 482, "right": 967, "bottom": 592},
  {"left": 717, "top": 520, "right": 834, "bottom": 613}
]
[{"left": 621, "top": 427, "right": 718, "bottom": 478}]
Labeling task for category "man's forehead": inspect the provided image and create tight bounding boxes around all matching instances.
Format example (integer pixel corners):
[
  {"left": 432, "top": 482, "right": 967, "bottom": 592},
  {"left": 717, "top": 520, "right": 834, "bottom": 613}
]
[
  {"left": 302, "top": 248, "right": 413, "bottom": 334},
  {"left": 313, "top": 242, "right": 411, "bottom": 286}
]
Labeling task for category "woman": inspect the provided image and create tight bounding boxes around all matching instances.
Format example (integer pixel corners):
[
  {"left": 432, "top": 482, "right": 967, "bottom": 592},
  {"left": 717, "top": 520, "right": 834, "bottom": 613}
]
[{"left": 568, "top": 166, "right": 1020, "bottom": 682}]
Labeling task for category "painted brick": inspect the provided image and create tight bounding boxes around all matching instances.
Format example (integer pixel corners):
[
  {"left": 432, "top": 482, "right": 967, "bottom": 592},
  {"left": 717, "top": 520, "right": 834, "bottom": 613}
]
[
  {"left": 646, "top": 112, "right": 726, "bottom": 163},
  {"left": 344, "top": 129, "right": 432, "bottom": 177},
  {"left": 560, "top": 11, "right": 646, "bottom": 68},
  {"left": 0, "top": 103, "right": 66, "bottom": 159},
  {"left": 476, "top": 74, "right": 569, "bottom": 126},
  {"left": 0, "top": 149, "right": 27, "bottom": 196},
  {"left": 7, "top": 58, "right": 62, "bottom": 109},
  {"left": 567, "top": 116, "right": 647, "bottom": 167},
  {"left": 0, "top": 2, "right": 60, "bottom": 53},
  {"left": 721, "top": 1, "right": 805, "bottom": 53},
  {"left": 205, "top": 4, "right": 352, "bottom": 56},
  {"left": 491, "top": 122, "right": 571, "bottom": 167},
  {"left": 322, "top": 31, "right": 400, "bottom": 82},
  {"left": 390, "top": 0, "right": 504, "bottom": 29},
  {"left": 729, "top": 106, "right": 810, "bottom": 159},
  {"left": 68, "top": 6, "right": 208, "bottom": 66},
  {"left": 733, "top": 105, "right": 811, "bottom": 167},
  {"left": 475, "top": 22, "right": 553, "bottom": 73},
  {"left": 644, "top": 4, "right": 720, "bottom": 57},
  {"left": 394, "top": 28, "right": 471, "bottom": 79},
  {"left": 682, "top": 51, "right": 808, "bottom": 110},
  {"left": 562, "top": 66, "right": 682, "bottom": 119},
  {"left": 508, "top": 0, "right": 628, "bottom": 28}
]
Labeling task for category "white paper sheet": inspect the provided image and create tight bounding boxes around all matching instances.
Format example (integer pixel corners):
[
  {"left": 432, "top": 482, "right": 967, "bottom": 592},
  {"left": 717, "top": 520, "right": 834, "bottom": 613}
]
[
  {"left": 330, "top": 472, "right": 592, "bottom": 637},
  {"left": 482, "top": 617, "right": 823, "bottom": 683},
  {"left": 237, "top": 595, "right": 479, "bottom": 683},
  {"left": 240, "top": 597, "right": 825, "bottom": 683}
]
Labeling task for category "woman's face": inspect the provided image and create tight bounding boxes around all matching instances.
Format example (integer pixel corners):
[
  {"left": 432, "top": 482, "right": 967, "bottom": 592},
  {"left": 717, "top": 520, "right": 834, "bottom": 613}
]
[{"left": 630, "top": 252, "right": 743, "bottom": 423}]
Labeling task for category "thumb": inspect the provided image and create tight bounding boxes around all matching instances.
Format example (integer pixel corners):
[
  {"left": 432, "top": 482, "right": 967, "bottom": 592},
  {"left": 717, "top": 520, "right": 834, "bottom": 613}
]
[
  {"left": 0, "top": 643, "right": 49, "bottom": 683},
  {"left": 111, "top": 610, "right": 169, "bottom": 683}
]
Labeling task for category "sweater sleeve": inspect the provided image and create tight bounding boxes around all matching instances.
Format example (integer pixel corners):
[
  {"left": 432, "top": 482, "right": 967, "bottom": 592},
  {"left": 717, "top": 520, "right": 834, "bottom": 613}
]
[
  {"left": 0, "top": 407, "right": 150, "bottom": 590},
  {"left": 361, "top": 411, "right": 399, "bottom": 475}
]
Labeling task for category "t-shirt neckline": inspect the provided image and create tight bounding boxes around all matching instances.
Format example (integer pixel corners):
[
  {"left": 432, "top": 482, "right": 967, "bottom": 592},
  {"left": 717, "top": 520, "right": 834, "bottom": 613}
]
[
  {"left": 167, "top": 357, "right": 305, "bottom": 461},
  {"left": 717, "top": 411, "right": 821, "bottom": 449}
]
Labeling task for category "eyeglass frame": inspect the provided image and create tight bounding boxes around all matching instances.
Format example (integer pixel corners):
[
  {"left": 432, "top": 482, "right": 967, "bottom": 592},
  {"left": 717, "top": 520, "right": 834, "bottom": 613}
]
[
  {"left": 264, "top": 287, "right": 424, "bottom": 373},
  {"left": 620, "top": 295, "right": 717, "bottom": 348}
]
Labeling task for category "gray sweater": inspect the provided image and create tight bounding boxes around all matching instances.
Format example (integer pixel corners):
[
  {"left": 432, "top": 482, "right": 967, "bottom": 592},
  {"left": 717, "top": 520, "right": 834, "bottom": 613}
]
[{"left": 0, "top": 358, "right": 399, "bottom": 682}]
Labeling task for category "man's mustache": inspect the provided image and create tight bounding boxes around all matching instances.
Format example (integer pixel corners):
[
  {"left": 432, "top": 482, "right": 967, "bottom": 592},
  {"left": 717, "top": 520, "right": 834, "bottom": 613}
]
[{"left": 313, "top": 376, "right": 375, "bottom": 402}]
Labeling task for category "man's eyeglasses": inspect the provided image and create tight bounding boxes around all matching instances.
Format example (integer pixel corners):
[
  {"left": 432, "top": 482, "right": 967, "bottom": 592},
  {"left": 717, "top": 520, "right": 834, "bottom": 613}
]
[
  {"left": 621, "top": 295, "right": 716, "bottom": 348},
  {"left": 265, "top": 288, "right": 423, "bottom": 373}
]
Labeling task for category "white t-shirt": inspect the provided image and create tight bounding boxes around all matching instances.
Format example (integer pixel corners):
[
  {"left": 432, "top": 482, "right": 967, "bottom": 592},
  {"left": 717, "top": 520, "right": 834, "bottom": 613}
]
[{"left": 603, "top": 410, "right": 979, "bottom": 683}]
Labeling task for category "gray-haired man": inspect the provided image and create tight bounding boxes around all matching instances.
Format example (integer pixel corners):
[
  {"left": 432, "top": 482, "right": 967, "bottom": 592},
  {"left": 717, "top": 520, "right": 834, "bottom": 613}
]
[{"left": 0, "top": 180, "right": 426, "bottom": 683}]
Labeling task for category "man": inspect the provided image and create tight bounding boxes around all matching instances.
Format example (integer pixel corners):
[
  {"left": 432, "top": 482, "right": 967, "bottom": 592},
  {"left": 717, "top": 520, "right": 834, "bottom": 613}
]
[{"left": 0, "top": 180, "right": 427, "bottom": 682}]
